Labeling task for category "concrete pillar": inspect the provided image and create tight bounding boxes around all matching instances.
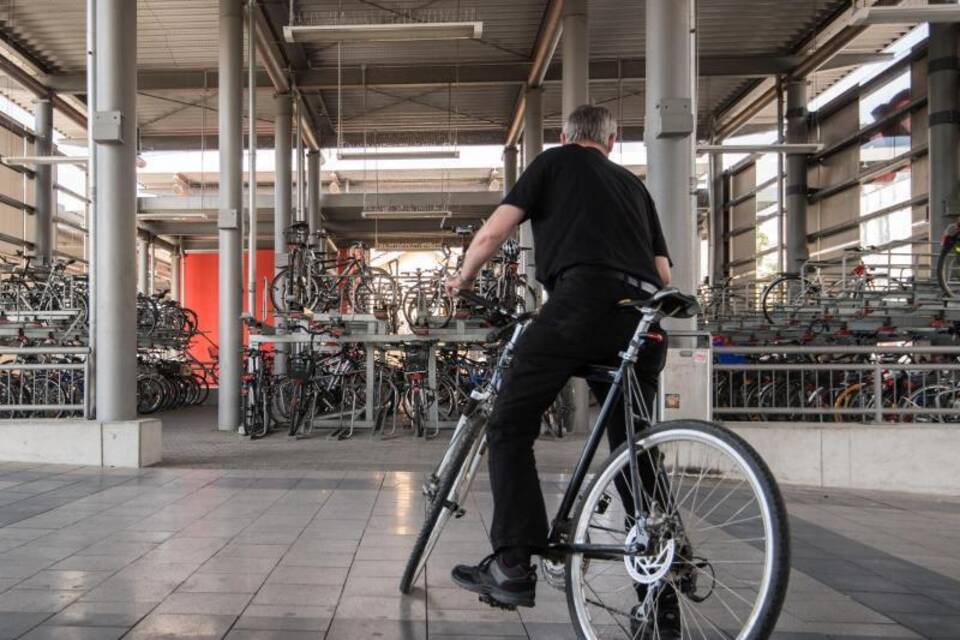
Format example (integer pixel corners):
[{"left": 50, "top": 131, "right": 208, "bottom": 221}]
[
  {"left": 520, "top": 86, "right": 543, "bottom": 310},
  {"left": 927, "top": 10, "right": 960, "bottom": 245},
  {"left": 245, "top": 0, "right": 257, "bottom": 317},
  {"left": 503, "top": 146, "right": 518, "bottom": 196},
  {"left": 307, "top": 149, "right": 321, "bottom": 237},
  {"left": 94, "top": 0, "right": 138, "bottom": 421},
  {"left": 708, "top": 151, "right": 726, "bottom": 285},
  {"left": 33, "top": 99, "right": 54, "bottom": 265},
  {"left": 274, "top": 93, "right": 293, "bottom": 373},
  {"left": 562, "top": 0, "right": 589, "bottom": 118},
  {"left": 645, "top": 0, "right": 697, "bottom": 299},
  {"left": 218, "top": 0, "right": 243, "bottom": 431},
  {"left": 785, "top": 80, "right": 809, "bottom": 274}
]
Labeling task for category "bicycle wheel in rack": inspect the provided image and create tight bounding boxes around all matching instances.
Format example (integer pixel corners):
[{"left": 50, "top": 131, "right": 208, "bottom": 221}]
[
  {"left": 937, "top": 231, "right": 960, "bottom": 298},
  {"left": 565, "top": 420, "right": 790, "bottom": 640},
  {"left": 399, "top": 405, "right": 487, "bottom": 594},
  {"left": 761, "top": 274, "right": 818, "bottom": 325}
]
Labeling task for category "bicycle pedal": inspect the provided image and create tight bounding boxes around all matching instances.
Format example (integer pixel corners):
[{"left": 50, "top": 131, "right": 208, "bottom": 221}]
[{"left": 478, "top": 593, "right": 517, "bottom": 611}]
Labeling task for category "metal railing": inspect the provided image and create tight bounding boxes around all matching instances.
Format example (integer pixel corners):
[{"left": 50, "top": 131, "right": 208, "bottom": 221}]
[
  {"left": 713, "top": 345, "right": 960, "bottom": 423},
  {"left": 0, "top": 346, "right": 90, "bottom": 419}
]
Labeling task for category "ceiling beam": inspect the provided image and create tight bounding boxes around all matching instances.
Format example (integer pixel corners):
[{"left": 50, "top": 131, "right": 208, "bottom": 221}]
[{"left": 713, "top": 0, "right": 896, "bottom": 140}]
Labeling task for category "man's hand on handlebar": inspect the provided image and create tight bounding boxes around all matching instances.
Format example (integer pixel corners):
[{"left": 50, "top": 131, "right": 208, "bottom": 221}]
[{"left": 443, "top": 271, "right": 474, "bottom": 297}]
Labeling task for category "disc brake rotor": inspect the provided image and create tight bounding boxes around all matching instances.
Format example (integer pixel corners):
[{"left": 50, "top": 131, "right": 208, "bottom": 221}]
[{"left": 624, "top": 523, "right": 675, "bottom": 585}]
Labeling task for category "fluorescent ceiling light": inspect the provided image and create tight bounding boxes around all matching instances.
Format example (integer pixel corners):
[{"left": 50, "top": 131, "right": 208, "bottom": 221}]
[
  {"left": 361, "top": 209, "right": 452, "bottom": 220},
  {"left": 337, "top": 150, "right": 460, "bottom": 161},
  {"left": 850, "top": 6, "right": 960, "bottom": 25},
  {"left": 698, "top": 144, "right": 823, "bottom": 155},
  {"left": 137, "top": 212, "right": 211, "bottom": 221},
  {"left": 284, "top": 21, "right": 483, "bottom": 44}
]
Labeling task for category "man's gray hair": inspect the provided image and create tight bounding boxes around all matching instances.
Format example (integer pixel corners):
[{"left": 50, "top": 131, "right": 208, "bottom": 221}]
[{"left": 563, "top": 104, "right": 618, "bottom": 145}]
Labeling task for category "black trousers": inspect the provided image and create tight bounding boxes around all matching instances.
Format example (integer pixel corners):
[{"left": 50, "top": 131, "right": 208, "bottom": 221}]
[{"left": 486, "top": 271, "right": 668, "bottom": 553}]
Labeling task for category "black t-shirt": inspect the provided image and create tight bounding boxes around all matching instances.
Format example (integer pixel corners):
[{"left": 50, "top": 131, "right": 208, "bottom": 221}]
[{"left": 503, "top": 144, "right": 671, "bottom": 290}]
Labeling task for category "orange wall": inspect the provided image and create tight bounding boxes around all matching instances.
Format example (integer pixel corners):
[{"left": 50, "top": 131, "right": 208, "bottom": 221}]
[{"left": 183, "top": 250, "right": 275, "bottom": 361}]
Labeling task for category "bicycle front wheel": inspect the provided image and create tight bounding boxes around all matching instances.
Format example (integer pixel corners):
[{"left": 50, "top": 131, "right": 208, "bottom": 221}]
[
  {"left": 399, "top": 408, "right": 486, "bottom": 594},
  {"left": 565, "top": 420, "right": 789, "bottom": 640}
]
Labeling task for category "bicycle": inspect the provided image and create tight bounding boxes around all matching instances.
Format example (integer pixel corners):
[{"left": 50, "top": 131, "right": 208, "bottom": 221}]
[
  {"left": 938, "top": 223, "right": 960, "bottom": 298},
  {"left": 400, "top": 289, "right": 790, "bottom": 640}
]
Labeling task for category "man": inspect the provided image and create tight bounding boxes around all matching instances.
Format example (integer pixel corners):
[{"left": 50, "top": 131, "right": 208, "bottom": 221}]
[{"left": 442, "top": 104, "right": 677, "bottom": 635}]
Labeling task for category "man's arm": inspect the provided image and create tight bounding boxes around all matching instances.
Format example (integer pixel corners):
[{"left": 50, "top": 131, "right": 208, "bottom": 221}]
[
  {"left": 444, "top": 204, "right": 526, "bottom": 294},
  {"left": 656, "top": 256, "right": 671, "bottom": 286}
]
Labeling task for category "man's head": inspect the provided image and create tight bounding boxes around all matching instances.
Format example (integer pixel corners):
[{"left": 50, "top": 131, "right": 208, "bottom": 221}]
[{"left": 561, "top": 104, "right": 618, "bottom": 155}]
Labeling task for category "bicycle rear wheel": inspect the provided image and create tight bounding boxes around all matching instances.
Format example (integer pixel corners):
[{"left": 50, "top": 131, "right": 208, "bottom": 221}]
[
  {"left": 399, "top": 407, "right": 486, "bottom": 594},
  {"left": 937, "top": 235, "right": 960, "bottom": 298},
  {"left": 565, "top": 420, "right": 789, "bottom": 640}
]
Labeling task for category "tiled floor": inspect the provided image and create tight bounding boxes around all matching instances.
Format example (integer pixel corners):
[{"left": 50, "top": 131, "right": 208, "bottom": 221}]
[{"left": 0, "top": 410, "right": 956, "bottom": 639}]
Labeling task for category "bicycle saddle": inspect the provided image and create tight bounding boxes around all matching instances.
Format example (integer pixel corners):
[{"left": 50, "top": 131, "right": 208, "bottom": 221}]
[{"left": 619, "top": 287, "right": 701, "bottom": 319}]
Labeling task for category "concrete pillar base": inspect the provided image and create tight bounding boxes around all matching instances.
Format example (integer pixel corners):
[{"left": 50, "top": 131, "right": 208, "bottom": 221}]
[{"left": 0, "top": 419, "right": 162, "bottom": 468}]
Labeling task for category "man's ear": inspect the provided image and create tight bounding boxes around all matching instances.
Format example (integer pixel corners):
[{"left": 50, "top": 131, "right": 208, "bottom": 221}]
[
  {"left": 606, "top": 133, "right": 617, "bottom": 154},
  {"left": 560, "top": 132, "right": 568, "bottom": 145}
]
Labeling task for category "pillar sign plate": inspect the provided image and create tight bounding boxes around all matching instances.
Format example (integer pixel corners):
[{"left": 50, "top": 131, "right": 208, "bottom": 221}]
[
  {"left": 654, "top": 98, "right": 694, "bottom": 139},
  {"left": 92, "top": 111, "right": 123, "bottom": 144},
  {"left": 218, "top": 208, "right": 239, "bottom": 229}
]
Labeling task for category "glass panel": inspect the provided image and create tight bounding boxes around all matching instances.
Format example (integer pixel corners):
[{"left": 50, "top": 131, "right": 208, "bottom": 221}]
[
  {"left": 860, "top": 166, "right": 911, "bottom": 216},
  {"left": 756, "top": 216, "right": 780, "bottom": 254},
  {"left": 859, "top": 71, "right": 911, "bottom": 167},
  {"left": 757, "top": 252, "right": 780, "bottom": 280},
  {"left": 755, "top": 154, "right": 778, "bottom": 185},
  {"left": 861, "top": 208, "right": 912, "bottom": 247}
]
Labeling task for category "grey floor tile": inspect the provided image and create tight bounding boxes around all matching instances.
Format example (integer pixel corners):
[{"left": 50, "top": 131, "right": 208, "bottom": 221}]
[
  {"left": 18, "top": 626, "right": 129, "bottom": 640},
  {"left": 179, "top": 573, "right": 267, "bottom": 594},
  {"left": 154, "top": 592, "right": 252, "bottom": 616},
  {"left": 17, "top": 571, "right": 112, "bottom": 592},
  {"left": 0, "top": 588, "right": 81, "bottom": 613},
  {"left": 232, "top": 614, "right": 330, "bottom": 632},
  {"left": 79, "top": 578, "right": 179, "bottom": 604},
  {"left": 323, "top": 619, "right": 425, "bottom": 640},
  {"left": 46, "top": 601, "right": 156, "bottom": 628},
  {"left": 249, "top": 584, "right": 341, "bottom": 608},
  {"left": 225, "top": 632, "right": 318, "bottom": 640},
  {"left": 126, "top": 613, "right": 237, "bottom": 640},
  {"left": 264, "top": 566, "right": 348, "bottom": 587},
  {"left": 0, "top": 612, "right": 52, "bottom": 640}
]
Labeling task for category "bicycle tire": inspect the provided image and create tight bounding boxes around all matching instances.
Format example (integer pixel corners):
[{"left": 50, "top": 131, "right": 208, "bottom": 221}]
[
  {"left": 565, "top": 419, "right": 790, "bottom": 640},
  {"left": 760, "top": 274, "right": 815, "bottom": 325},
  {"left": 399, "top": 408, "right": 485, "bottom": 594},
  {"left": 937, "top": 235, "right": 960, "bottom": 298}
]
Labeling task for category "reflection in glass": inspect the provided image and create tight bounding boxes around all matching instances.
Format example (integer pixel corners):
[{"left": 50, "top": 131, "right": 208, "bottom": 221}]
[{"left": 859, "top": 71, "right": 911, "bottom": 167}]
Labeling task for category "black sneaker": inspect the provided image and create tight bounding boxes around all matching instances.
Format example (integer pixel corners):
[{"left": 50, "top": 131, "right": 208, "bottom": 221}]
[
  {"left": 630, "top": 586, "right": 682, "bottom": 640},
  {"left": 451, "top": 553, "right": 537, "bottom": 609}
]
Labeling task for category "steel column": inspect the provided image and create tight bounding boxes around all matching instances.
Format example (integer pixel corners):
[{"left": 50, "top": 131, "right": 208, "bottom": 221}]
[
  {"left": 33, "top": 99, "right": 53, "bottom": 265},
  {"left": 503, "top": 146, "right": 518, "bottom": 196},
  {"left": 708, "top": 150, "right": 726, "bottom": 285},
  {"left": 520, "top": 87, "right": 543, "bottom": 310},
  {"left": 274, "top": 92, "right": 293, "bottom": 373},
  {"left": 170, "top": 247, "right": 181, "bottom": 302},
  {"left": 137, "top": 241, "right": 147, "bottom": 295},
  {"left": 246, "top": 0, "right": 257, "bottom": 316},
  {"left": 785, "top": 80, "right": 809, "bottom": 274},
  {"left": 562, "top": 0, "right": 591, "bottom": 433},
  {"left": 307, "top": 149, "right": 321, "bottom": 236},
  {"left": 645, "top": 0, "right": 697, "bottom": 299},
  {"left": 928, "top": 8, "right": 960, "bottom": 244},
  {"left": 218, "top": 0, "right": 243, "bottom": 431},
  {"left": 562, "top": 0, "right": 589, "bottom": 118},
  {"left": 93, "top": 0, "right": 137, "bottom": 421}
]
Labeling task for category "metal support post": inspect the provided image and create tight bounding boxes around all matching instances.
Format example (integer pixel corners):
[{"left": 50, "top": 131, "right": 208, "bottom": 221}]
[
  {"left": 94, "top": 0, "right": 137, "bottom": 421},
  {"left": 33, "top": 99, "right": 54, "bottom": 265},
  {"left": 274, "top": 92, "right": 293, "bottom": 373},
  {"left": 785, "top": 79, "right": 809, "bottom": 274},
  {"left": 645, "top": 0, "right": 697, "bottom": 323},
  {"left": 170, "top": 247, "right": 181, "bottom": 302},
  {"left": 708, "top": 150, "right": 726, "bottom": 285},
  {"left": 218, "top": 0, "right": 243, "bottom": 431},
  {"left": 562, "top": 0, "right": 591, "bottom": 433},
  {"left": 928, "top": 7, "right": 960, "bottom": 245},
  {"left": 521, "top": 86, "right": 543, "bottom": 310},
  {"left": 148, "top": 239, "right": 156, "bottom": 295},
  {"left": 246, "top": 0, "right": 257, "bottom": 316},
  {"left": 307, "top": 149, "right": 321, "bottom": 236},
  {"left": 562, "top": 0, "right": 589, "bottom": 118},
  {"left": 137, "top": 239, "right": 148, "bottom": 294},
  {"left": 503, "top": 145, "right": 518, "bottom": 196}
]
